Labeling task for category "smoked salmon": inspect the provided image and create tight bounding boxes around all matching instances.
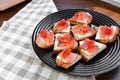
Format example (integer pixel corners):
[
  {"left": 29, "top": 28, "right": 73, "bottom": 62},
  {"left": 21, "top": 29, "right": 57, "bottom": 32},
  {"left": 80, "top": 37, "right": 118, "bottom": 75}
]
[
  {"left": 56, "top": 48, "right": 81, "bottom": 69},
  {"left": 71, "top": 24, "right": 96, "bottom": 41},
  {"left": 53, "top": 33, "right": 78, "bottom": 53},
  {"left": 53, "top": 19, "right": 70, "bottom": 33},
  {"left": 68, "top": 11, "right": 93, "bottom": 25},
  {"left": 35, "top": 29, "right": 54, "bottom": 49},
  {"left": 79, "top": 39, "right": 107, "bottom": 62},
  {"left": 95, "top": 25, "right": 119, "bottom": 43}
]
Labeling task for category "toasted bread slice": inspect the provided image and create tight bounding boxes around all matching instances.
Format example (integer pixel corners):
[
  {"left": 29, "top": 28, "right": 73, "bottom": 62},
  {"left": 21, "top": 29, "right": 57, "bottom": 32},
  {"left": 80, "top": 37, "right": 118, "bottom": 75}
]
[
  {"left": 79, "top": 39, "right": 107, "bottom": 62},
  {"left": 71, "top": 24, "right": 96, "bottom": 41},
  {"left": 68, "top": 11, "right": 93, "bottom": 25},
  {"left": 35, "top": 30, "right": 54, "bottom": 49},
  {"left": 53, "top": 33, "right": 78, "bottom": 53},
  {"left": 95, "top": 25, "right": 119, "bottom": 43},
  {"left": 56, "top": 48, "right": 81, "bottom": 69},
  {"left": 52, "top": 19, "right": 71, "bottom": 33}
]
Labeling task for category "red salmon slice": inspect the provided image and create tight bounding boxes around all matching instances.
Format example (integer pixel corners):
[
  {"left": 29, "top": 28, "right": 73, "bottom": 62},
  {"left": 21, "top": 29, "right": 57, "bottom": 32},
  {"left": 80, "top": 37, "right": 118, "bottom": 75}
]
[
  {"left": 65, "top": 52, "right": 78, "bottom": 64},
  {"left": 53, "top": 19, "right": 69, "bottom": 32},
  {"left": 47, "top": 31, "right": 54, "bottom": 44},
  {"left": 40, "top": 29, "right": 48, "bottom": 38},
  {"left": 57, "top": 34, "right": 70, "bottom": 47},
  {"left": 100, "top": 26, "right": 114, "bottom": 38},
  {"left": 60, "top": 48, "right": 71, "bottom": 58},
  {"left": 58, "top": 49, "right": 78, "bottom": 64},
  {"left": 71, "top": 24, "right": 95, "bottom": 35},
  {"left": 69, "top": 11, "right": 92, "bottom": 24},
  {"left": 57, "top": 34, "right": 76, "bottom": 49},
  {"left": 81, "top": 39, "right": 98, "bottom": 54},
  {"left": 69, "top": 37, "right": 77, "bottom": 49},
  {"left": 40, "top": 29, "right": 54, "bottom": 45}
]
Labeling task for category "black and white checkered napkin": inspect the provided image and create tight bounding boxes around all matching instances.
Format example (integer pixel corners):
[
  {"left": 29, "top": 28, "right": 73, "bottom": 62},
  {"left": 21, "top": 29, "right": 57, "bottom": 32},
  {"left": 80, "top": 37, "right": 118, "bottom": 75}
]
[{"left": 0, "top": 0, "right": 95, "bottom": 80}]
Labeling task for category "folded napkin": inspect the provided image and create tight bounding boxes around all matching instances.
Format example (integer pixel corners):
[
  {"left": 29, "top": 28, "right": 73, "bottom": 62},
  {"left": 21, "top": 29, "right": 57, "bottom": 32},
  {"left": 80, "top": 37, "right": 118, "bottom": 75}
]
[{"left": 0, "top": 0, "right": 95, "bottom": 80}]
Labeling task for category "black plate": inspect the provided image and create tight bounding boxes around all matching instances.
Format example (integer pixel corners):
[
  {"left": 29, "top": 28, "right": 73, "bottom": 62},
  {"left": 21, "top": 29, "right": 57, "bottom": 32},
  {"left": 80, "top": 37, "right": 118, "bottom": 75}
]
[{"left": 32, "top": 9, "right": 120, "bottom": 76}]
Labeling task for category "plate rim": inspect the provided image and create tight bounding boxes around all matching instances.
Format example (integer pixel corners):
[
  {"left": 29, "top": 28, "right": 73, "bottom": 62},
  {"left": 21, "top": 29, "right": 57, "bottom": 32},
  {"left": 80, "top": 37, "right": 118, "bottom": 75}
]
[{"left": 32, "top": 9, "right": 120, "bottom": 76}]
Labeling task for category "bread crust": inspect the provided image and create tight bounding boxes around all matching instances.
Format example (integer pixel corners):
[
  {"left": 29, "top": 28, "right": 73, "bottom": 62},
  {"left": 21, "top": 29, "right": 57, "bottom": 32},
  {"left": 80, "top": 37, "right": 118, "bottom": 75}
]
[
  {"left": 35, "top": 32, "right": 54, "bottom": 49},
  {"left": 56, "top": 54, "right": 81, "bottom": 69},
  {"left": 52, "top": 20, "right": 70, "bottom": 33},
  {"left": 119, "top": 28, "right": 120, "bottom": 34},
  {"left": 78, "top": 40, "right": 107, "bottom": 62},
  {"left": 67, "top": 19, "right": 86, "bottom": 25},
  {"left": 78, "top": 48, "right": 89, "bottom": 62},
  {"left": 67, "top": 11, "right": 93, "bottom": 25},
  {"left": 68, "top": 19, "right": 92, "bottom": 25},
  {"left": 56, "top": 59, "right": 70, "bottom": 69},
  {"left": 35, "top": 35, "right": 54, "bottom": 49}
]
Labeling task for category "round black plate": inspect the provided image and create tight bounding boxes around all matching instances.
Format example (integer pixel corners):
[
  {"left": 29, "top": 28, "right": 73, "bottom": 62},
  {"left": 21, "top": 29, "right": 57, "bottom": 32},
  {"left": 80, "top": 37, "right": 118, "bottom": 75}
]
[{"left": 32, "top": 9, "right": 120, "bottom": 76}]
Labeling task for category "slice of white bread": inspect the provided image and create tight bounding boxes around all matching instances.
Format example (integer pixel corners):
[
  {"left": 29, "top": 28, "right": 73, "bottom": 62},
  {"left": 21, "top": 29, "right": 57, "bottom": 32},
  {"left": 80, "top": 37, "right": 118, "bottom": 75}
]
[
  {"left": 56, "top": 49, "right": 81, "bottom": 69},
  {"left": 35, "top": 30, "right": 54, "bottom": 49},
  {"left": 95, "top": 25, "right": 119, "bottom": 43},
  {"left": 71, "top": 24, "right": 96, "bottom": 41},
  {"left": 79, "top": 39, "right": 107, "bottom": 62},
  {"left": 53, "top": 33, "right": 78, "bottom": 53},
  {"left": 52, "top": 19, "right": 71, "bottom": 33},
  {"left": 67, "top": 11, "right": 93, "bottom": 25}
]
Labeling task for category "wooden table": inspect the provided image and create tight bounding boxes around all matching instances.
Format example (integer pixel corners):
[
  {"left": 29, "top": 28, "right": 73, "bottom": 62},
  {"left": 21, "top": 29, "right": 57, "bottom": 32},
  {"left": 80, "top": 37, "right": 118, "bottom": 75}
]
[
  {"left": 0, "top": 0, "right": 120, "bottom": 80},
  {"left": 0, "top": 0, "right": 31, "bottom": 26}
]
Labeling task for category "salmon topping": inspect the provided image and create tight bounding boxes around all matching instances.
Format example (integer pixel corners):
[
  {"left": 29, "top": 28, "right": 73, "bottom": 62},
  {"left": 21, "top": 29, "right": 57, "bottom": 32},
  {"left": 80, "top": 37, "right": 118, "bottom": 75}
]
[
  {"left": 54, "top": 19, "right": 68, "bottom": 31},
  {"left": 48, "top": 31, "right": 54, "bottom": 43},
  {"left": 61, "top": 48, "right": 71, "bottom": 58},
  {"left": 70, "top": 11, "right": 92, "bottom": 23},
  {"left": 65, "top": 53, "right": 78, "bottom": 63},
  {"left": 57, "top": 34, "right": 70, "bottom": 47},
  {"left": 58, "top": 49, "right": 78, "bottom": 64},
  {"left": 81, "top": 39, "right": 98, "bottom": 54},
  {"left": 100, "top": 26, "right": 113, "bottom": 38},
  {"left": 57, "top": 34, "right": 76, "bottom": 49},
  {"left": 40, "top": 29, "right": 48, "bottom": 38},
  {"left": 58, "top": 19, "right": 67, "bottom": 26},
  {"left": 71, "top": 24, "right": 94, "bottom": 35},
  {"left": 39, "top": 29, "right": 54, "bottom": 44}
]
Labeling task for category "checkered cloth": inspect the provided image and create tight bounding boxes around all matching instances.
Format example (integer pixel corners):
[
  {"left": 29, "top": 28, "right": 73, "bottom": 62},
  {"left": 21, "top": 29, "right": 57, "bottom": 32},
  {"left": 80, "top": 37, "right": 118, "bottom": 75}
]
[{"left": 0, "top": 0, "right": 95, "bottom": 80}]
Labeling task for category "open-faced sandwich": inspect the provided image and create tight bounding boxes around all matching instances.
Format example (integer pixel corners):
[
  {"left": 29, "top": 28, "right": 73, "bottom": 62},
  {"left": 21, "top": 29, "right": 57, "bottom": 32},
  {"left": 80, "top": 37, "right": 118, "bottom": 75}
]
[
  {"left": 53, "top": 33, "right": 78, "bottom": 53},
  {"left": 68, "top": 11, "right": 93, "bottom": 25},
  {"left": 79, "top": 39, "right": 107, "bottom": 62},
  {"left": 35, "top": 10, "right": 120, "bottom": 65},
  {"left": 56, "top": 48, "right": 81, "bottom": 69},
  {"left": 52, "top": 19, "right": 71, "bottom": 33},
  {"left": 95, "top": 25, "right": 119, "bottom": 43},
  {"left": 35, "top": 29, "right": 54, "bottom": 49},
  {"left": 71, "top": 24, "right": 96, "bottom": 41}
]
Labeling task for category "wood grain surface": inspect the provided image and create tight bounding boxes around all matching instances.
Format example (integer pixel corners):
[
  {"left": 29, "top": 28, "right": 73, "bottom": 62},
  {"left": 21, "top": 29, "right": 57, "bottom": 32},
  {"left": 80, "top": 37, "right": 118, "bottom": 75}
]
[{"left": 0, "top": 0, "right": 31, "bottom": 26}]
